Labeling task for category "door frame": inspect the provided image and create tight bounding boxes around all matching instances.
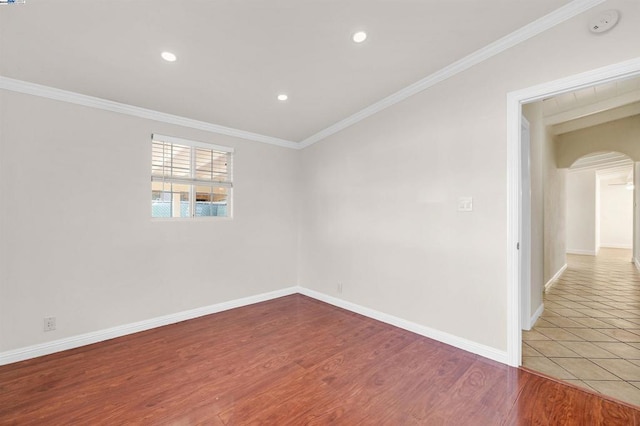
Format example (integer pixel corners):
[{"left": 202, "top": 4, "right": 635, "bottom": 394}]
[
  {"left": 520, "top": 116, "right": 532, "bottom": 331},
  {"left": 506, "top": 57, "right": 640, "bottom": 367}
]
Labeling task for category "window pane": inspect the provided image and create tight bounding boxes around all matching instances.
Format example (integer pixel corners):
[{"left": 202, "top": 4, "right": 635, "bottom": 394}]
[
  {"left": 151, "top": 182, "right": 191, "bottom": 218},
  {"left": 212, "top": 152, "right": 231, "bottom": 182},
  {"left": 194, "top": 148, "right": 213, "bottom": 181},
  {"left": 151, "top": 141, "right": 191, "bottom": 179},
  {"left": 170, "top": 145, "right": 191, "bottom": 179},
  {"left": 194, "top": 185, "right": 229, "bottom": 217},
  {"left": 151, "top": 137, "right": 233, "bottom": 219},
  {"left": 195, "top": 148, "right": 230, "bottom": 182}
]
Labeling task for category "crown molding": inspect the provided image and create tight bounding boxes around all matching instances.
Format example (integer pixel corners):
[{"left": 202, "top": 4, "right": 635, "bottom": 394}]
[
  {"left": 0, "top": 76, "right": 300, "bottom": 150},
  {"left": 298, "top": 0, "right": 606, "bottom": 148},
  {"left": 509, "top": 58, "right": 640, "bottom": 107},
  {"left": 0, "top": 0, "right": 605, "bottom": 150}
]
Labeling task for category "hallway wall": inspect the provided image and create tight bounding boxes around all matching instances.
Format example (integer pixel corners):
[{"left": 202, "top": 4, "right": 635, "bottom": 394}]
[
  {"left": 567, "top": 169, "right": 598, "bottom": 255},
  {"left": 523, "top": 103, "right": 545, "bottom": 322},
  {"left": 522, "top": 101, "right": 567, "bottom": 320},
  {"left": 600, "top": 179, "right": 633, "bottom": 249},
  {"left": 543, "top": 125, "right": 567, "bottom": 287},
  {"left": 635, "top": 163, "right": 640, "bottom": 266},
  {"left": 557, "top": 116, "right": 640, "bottom": 168}
]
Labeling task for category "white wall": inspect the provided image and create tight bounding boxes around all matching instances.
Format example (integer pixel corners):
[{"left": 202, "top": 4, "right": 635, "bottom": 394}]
[
  {"left": 566, "top": 170, "right": 597, "bottom": 255},
  {"left": 2, "top": 0, "right": 640, "bottom": 359},
  {"left": 600, "top": 178, "right": 633, "bottom": 248},
  {"left": 0, "top": 91, "right": 299, "bottom": 352},
  {"left": 523, "top": 101, "right": 567, "bottom": 317},
  {"left": 556, "top": 115, "right": 640, "bottom": 167},
  {"left": 542, "top": 117, "right": 567, "bottom": 287},
  {"left": 522, "top": 104, "right": 544, "bottom": 321},
  {"left": 299, "top": 0, "right": 640, "bottom": 352}
]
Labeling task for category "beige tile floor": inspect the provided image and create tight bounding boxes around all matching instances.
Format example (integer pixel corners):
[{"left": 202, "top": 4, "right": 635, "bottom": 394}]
[{"left": 523, "top": 248, "right": 640, "bottom": 407}]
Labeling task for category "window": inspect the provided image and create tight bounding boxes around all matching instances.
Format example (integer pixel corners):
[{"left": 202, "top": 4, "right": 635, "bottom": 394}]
[{"left": 151, "top": 134, "right": 233, "bottom": 218}]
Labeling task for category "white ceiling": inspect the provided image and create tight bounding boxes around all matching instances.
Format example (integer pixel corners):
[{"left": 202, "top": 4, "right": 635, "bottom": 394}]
[{"left": 0, "top": 0, "right": 574, "bottom": 143}]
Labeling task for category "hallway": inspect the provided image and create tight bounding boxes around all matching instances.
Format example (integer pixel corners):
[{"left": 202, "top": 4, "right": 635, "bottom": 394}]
[{"left": 523, "top": 248, "right": 640, "bottom": 407}]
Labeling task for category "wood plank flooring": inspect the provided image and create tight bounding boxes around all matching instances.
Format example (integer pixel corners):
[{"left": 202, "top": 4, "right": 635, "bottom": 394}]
[{"left": 1, "top": 294, "right": 640, "bottom": 425}]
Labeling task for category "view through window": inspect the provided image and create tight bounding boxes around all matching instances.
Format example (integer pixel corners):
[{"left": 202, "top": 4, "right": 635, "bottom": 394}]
[{"left": 151, "top": 134, "right": 233, "bottom": 218}]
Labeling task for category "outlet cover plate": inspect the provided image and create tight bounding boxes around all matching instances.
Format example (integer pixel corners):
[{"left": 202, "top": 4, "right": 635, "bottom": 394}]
[
  {"left": 457, "top": 197, "right": 473, "bottom": 212},
  {"left": 43, "top": 317, "right": 56, "bottom": 332}
]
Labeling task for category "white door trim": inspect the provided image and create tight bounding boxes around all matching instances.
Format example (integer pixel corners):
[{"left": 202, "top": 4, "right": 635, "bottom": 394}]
[
  {"left": 520, "top": 116, "right": 532, "bottom": 331},
  {"left": 506, "top": 57, "right": 640, "bottom": 367}
]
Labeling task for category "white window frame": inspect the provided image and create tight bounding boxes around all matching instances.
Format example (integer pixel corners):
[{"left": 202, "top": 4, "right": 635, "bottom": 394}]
[{"left": 151, "top": 134, "right": 234, "bottom": 219}]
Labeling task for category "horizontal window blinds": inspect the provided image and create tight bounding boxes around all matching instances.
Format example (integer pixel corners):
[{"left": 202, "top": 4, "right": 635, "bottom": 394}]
[{"left": 151, "top": 135, "right": 233, "bottom": 188}]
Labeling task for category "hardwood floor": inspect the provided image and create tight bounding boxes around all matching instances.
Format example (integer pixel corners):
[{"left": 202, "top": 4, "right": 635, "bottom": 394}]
[{"left": 2, "top": 294, "right": 640, "bottom": 425}]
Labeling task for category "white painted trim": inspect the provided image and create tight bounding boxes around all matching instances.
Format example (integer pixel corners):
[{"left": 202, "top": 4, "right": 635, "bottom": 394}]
[
  {"left": 299, "top": 0, "right": 605, "bottom": 148},
  {"left": 0, "top": 286, "right": 298, "bottom": 366},
  {"left": 298, "top": 288, "right": 509, "bottom": 365},
  {"left": 634, "top": 257, "right": 640, "bottom": 272},
  {"left": 507, "top": 57, "right": 640, "bottom": 368},
  {"left": 0, "top": 76, "right": 299, "bottom": 150},
  {"left": 1, "top": 285, "right": 509, "bottom": 366},
  {"left": 506, "top": 88, "right": 523, "bottom": 368},
  {"left": 528, "top": 303, "right": 545, "bottom": 330},
  {"left": 508, "top": 58, "right": 640, "bottom": 105},
  {"left": 566, "top": 249, "right": 598, "bottom": 255},
  {"left": 550, "top": 95, "right": 640, "bottom": 134},
  {"left": 153, "top": 133, "right": 235, "bottom": 153},
  {"left": 545, "top": 263, "right": 568, "bottom": 292},
  {"left": 599, "top": 244, "right": 633, "bottom": 249},
  {"left": 0, "top": 1, "right": 604, "bottom": 150},
  {"left": 520, "top": 116, "right": 532, "bottom": 333}
]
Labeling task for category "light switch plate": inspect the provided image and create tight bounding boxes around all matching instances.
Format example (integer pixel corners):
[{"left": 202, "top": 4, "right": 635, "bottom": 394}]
[{"left": 458, "top": 197, "right": 473, "bottom": 212}]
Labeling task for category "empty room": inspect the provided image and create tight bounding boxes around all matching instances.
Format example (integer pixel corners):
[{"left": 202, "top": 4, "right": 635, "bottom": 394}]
[{"left": 1, "top": 0, "right": 640, "bottom": 424}]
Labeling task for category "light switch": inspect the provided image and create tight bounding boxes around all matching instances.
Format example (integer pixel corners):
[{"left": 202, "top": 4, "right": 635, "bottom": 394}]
[{"left": 458, "top": 197, "right": 473, "bottom": 212}]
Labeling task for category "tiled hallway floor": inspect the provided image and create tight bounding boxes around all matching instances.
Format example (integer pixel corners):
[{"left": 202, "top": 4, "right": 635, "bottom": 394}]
[{"left": 523, "top": 248, "right": 640, "bottom": 407}]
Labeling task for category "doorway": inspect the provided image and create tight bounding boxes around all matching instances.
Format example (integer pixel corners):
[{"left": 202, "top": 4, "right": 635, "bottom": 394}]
[
  {"left": 522, "top": 150, "right": 639, "bottom": 405},
  {"left": 507, "top": 57, "right": 640, "bottom": 368}
]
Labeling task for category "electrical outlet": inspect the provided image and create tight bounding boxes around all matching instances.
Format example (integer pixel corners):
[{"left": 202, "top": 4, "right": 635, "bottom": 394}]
[
  {"left": 43, "top": 317, "right": 56, "bottom": 332},
  {"left": 337, "top": 282, "right": 343, "bottom": 294}
]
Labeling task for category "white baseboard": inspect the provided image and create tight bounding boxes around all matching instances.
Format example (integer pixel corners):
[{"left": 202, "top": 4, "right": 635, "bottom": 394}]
[
  {"left": 529, "top": 303, "right": 544, "bottom": 329},
  {"left": 599, "top": 244, "right": 633, "bottom": 249},
  {"left": 0, "top": 286, "right": 299, "bottom": 366},
  {"left": 545, "top": 263, "right": 567, "bottom": 292},
  {"left": 297, "top": 288, "right": 508, "bottom": 365},
  {"left": 634, "top": 257, "right": 640, "bottom": 272},
  {"left": 566, "top": 249, "right": 597, "bottom": 256},
  {"left": 1, "top": 285, "right": 509, "bottom": 367}
]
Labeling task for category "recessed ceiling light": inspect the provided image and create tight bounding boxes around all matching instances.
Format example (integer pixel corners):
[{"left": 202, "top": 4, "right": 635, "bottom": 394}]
[
  {"left": 277, "top": 94, "right": 288, "bottom": 101},
  {"left": 161, "top": 51, "right": 177, "bottom": 62},
  {"left": 352, "top": 31, "right": 367, "bottom": 43}
]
